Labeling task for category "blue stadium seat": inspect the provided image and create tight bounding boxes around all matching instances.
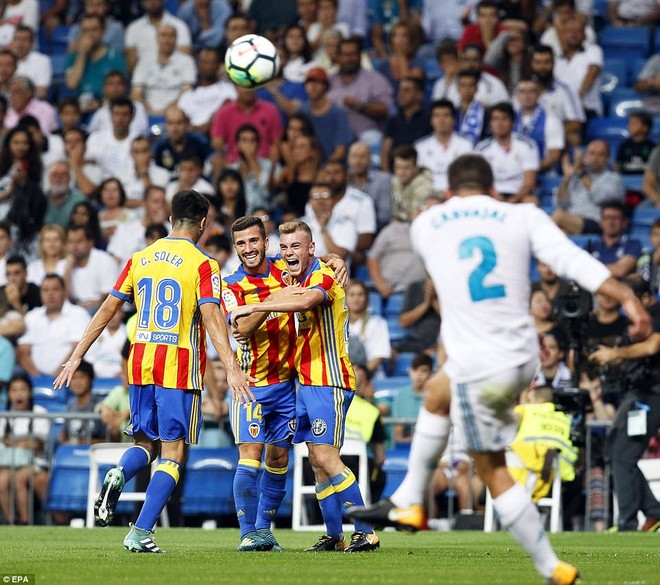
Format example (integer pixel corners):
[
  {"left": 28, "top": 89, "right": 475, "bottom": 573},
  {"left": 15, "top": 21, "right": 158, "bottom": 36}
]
[
  {"left": 628, "top": 57, "right": 648, "bottom": 87},
  {"left": 386, "top": 316, "right": 408, "bottom": 343},
  {"left": 598, "top": 26, "right": 652, "bottom": 59},
  {"left": 368, "top": 290, "right": 383, "bottom": 315},
  {"left": 423, "top": 58, "right": 443, "bottom": 82},
  {"left": 586, "top": 117, "right": 629, "bottom": 160},
  {"left": 373, "top": 375, "right": 408, "bottom": 406},
  {"left": 603, "top": 87, "right": 643, "bottom": 118},
  {"left": 148, "top": 115, "right": 167, "bottom": 139},
  {"left": 381, "top": 447, "right": 410, "bottom": 499},
  {"left": 182, "top": 447, "right": 238, "bottom": 516},
  {"left": 389, "top": 352, "right": 416, "bottom": 376},
  {"left": 47, "top": 445, "right": 90, "bottom": 513},
  {"left": 622, "top": 174, "right": 644, "bottom": 193},
  {"left": 601, "top": 57, "right": 627, "bottom": 92},
  {"left": 632, "top": 207, "right": 660, "bottom": 227},
  {"left": 569, "top": 234, "right": 594, "bottom": 250},
  {"left": 382, "top": 292, "right": 405, "bottom": 317},
  {"left": 538, "top": 175, "right": 562, "bottom": 206},
  {"left": 92, "top": 377, "right": 122, "bottom": 397},
  {"left": 32, "top": 376, "right": 68, "bottom": 405},
  {"left": 352, "top": 263, "right": 370, "bottom": 283}
]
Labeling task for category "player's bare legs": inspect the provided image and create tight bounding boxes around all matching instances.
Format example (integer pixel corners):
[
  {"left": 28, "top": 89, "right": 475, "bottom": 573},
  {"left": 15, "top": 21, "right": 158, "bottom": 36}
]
[{"left": 348, "top": 369, "right": 452, "bottom": 531}]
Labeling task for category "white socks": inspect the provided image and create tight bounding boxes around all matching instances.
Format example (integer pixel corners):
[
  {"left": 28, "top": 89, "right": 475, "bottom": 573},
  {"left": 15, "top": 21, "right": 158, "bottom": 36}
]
[
  {"left": 493, "top": 482, "right": 558, "bottom": 579},
  {"left": 391, "top": 408, "right": 450, "bottom": 507}
]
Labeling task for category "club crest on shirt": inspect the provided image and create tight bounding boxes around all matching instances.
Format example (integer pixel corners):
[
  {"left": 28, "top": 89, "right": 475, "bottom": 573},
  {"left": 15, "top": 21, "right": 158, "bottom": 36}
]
[
  {"left": 248, "top": 423, "right": 260, "bottom": 438},
  {"left": 281, "top": 270, "right": 294, "bottom": 286},
  {"left": 311, "top": 418, "right": 327, "bottom": 437}
]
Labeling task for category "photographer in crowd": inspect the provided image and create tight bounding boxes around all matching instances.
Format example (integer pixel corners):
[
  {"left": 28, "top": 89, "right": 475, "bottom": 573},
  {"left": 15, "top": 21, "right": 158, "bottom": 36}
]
[{"left": 589, "top": 275, "right": 660, "bottom": 532}]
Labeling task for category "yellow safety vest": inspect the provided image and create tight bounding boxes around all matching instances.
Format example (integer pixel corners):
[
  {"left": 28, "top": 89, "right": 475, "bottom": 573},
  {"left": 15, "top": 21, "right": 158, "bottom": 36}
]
[{"left": 345, "top": 395, "right": 381, "bottom": 443}]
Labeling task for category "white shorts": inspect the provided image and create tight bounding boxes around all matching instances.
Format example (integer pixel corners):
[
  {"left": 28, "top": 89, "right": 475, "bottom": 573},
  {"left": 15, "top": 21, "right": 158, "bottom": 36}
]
[{"left": 450, "top": 359, "right": 537, "bottom": 453}]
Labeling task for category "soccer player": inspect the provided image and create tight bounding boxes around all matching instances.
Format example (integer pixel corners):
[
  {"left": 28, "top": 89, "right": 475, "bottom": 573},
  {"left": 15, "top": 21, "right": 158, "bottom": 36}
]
[
  {"left": 53, "top": 189, "right": 254, "bottom": 553},
  {"left": 348, "top": 154, "right": 651, "bottom": 584},
  {"left": 231, "top": 220, "right": 379, "bottom": 553}
]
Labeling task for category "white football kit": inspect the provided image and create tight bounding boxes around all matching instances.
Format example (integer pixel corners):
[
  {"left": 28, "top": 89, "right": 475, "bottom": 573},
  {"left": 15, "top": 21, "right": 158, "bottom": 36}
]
[{"left": 411, "top": 196, "right": 610, "bottom": 450}]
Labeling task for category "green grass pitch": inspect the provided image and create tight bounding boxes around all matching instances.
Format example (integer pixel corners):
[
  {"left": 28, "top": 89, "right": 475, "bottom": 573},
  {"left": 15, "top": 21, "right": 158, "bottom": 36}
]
[{"left": 0, "top": 527, "right": 658, "bottom": 585}]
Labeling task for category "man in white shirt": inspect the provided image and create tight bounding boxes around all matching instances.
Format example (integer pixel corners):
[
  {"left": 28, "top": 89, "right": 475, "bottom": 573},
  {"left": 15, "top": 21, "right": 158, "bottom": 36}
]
[
  {"left": 86, "top": 96, "right": 137, "bottom": 179},
  {"left": 11, "top": 25, "right": 51, "bottom": 99},
  {"left": 121, "top": 136, "right": 170, "bottom": 207},
  {"left": 415, "top": 99, "right": 473, "bottom": 195},
  {"left": 553, "top": 16, "right": 603, "bottom": 117},
  {"left": 125, "top": 0, "right": 192, "bottom": 73},
  {"left": 17, "top": 274, "right": 91, "bottom": 376},
  {"left": 177, "top": 47, "right": 236, "bottom": 135},
  {"left": 131, "top": 23, "right": 196, "bottom": 116},
  {"left": 531, "top": 44, "right": 585, "bottom": 147},
  {"left": 475, "top": 102, "right": 540, "bottom": 204},
  {"left": 66, "top": 224, "right": 120, "bottom": 313}
]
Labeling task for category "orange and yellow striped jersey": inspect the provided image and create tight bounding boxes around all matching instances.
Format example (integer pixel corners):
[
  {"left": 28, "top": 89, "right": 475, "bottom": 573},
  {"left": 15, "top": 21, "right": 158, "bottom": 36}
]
[
  {"left": 221, "top": 259, "right": 296, "bottom": 386},
  {"left": 112, "top": 237, "right": 222, "bottom": 390},
  {"left": 273, "top": 257, "right": 356, "bottom": 390}
]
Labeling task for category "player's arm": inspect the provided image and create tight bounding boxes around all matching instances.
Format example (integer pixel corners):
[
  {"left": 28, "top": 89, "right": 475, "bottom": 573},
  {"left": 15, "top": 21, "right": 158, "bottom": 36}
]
[
  {"left": 53, "top": 294, "right": 124, "bottom": 389},
  {"left": 200, "top": 302, "right": 256, "bottom": 403},
  {"left": 590, "top": 333, "right": 660, "bottom": 365},
  {"left": 319, "top": 254, "right": 349, "bottom": 286},
  {"left": 231, "top": 287, "right": 325, "bottom": 326},
  {"left": 231, "top": 310, "right": 270, "bottom": 340}
]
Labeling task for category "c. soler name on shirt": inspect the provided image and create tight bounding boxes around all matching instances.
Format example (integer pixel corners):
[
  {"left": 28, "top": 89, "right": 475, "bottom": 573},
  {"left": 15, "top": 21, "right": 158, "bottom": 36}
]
[
  {"left": 431, "top": 207, "right": 507, "bottom": 228},
  {"left": 141, "top": 251, "right": 184, "bottom": 267}
]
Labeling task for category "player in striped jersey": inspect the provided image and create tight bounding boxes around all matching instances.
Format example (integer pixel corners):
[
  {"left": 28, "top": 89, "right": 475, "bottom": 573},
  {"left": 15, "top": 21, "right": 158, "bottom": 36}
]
[
  {"left": 231, "top": 219, "right": 379, "bottom": 553},
  {"left": 54, "top": 190, "right": 254, "bottom": 553}
]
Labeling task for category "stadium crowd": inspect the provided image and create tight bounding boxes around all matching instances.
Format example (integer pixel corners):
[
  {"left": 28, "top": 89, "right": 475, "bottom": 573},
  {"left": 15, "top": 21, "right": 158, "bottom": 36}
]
[{"left": 0, "top": 0, "right": 660, "bottom": 530}]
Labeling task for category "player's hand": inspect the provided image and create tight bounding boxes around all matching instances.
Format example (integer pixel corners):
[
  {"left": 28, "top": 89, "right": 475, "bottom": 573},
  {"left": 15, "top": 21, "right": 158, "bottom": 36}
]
[
  {"left": 53, "top": 357, "right": 82, "bottom": 389},
  {"left": 326, "top": 257, "right": 348, "bottom": 286},
  {"left": 226, "top": 363, "right": 257, "bottom": 403},
  {"left": 230, "top": 304, "right": 255, "bottom": 328},
  {"left": 588, "top": 345, "right": 620, "bottom": 366}
]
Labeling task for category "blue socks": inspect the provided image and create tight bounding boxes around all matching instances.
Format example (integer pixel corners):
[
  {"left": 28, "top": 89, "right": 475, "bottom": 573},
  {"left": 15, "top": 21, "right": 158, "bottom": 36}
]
[
  {"left": 117, "top": 445, "right": 152, "bottom": 482},
  {"left": 329, "top": 467, "right": 371, "bottom": 534},
  {"left": 316, "top": 479, "right": 343, "bottom": 539},
  {"left": 135, "top": 458, "right": 180, "bottom": 532},
  {"left": 234, "top": 459, "right": 260, "bottom": 537},
  {"left": 255, "top": 465, "right": 287, "bottom": 531}
]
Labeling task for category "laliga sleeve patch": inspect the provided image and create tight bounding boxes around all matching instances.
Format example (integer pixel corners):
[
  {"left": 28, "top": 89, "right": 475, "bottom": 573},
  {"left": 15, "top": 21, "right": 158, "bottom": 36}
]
[
  {"left": 212, "top": 274, "right": 221, "bottom": 295},
  {"left": 222, "top": 289, "right": 238, "bottom": 310}
]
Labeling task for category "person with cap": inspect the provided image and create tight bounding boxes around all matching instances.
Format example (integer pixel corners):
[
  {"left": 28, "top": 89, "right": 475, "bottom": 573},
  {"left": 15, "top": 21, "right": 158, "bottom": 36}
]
[{"left": 268, "top": 66, "right": 352, "bottom": 163}]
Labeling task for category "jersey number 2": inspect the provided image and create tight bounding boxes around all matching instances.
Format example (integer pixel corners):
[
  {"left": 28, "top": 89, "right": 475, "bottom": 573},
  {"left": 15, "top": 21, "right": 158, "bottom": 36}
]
[
  {"left": 137, "top": 277, "right": 181, "bottom": 330},
  {"left": 459, "top": 236, "right": 506, "bottom": 302}
]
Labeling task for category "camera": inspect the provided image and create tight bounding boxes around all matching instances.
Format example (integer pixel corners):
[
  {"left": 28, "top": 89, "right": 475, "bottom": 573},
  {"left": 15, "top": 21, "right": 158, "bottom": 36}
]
[{"left": 552, "top": 387, "right": 593, "bottom": 447}]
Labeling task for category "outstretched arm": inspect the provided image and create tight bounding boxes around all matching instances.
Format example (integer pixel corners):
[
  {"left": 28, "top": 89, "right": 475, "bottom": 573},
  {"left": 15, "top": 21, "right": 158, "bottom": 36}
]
[{"left": 231, "top": 287, "right": 325, "bottom": 327}]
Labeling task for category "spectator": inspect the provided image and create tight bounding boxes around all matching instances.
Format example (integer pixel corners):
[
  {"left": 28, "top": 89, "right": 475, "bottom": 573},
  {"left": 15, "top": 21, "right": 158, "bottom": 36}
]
[
  {"left": 0, "top": 374, "right": 50, "bottom": 525},
  {"left": 327, "top": 38, "right": 394, "bottom": 147},
  {"left": 346, "top": 279, "right": 391, "bottom": 377},
  {"left": 11, "top": 25, "right": 51, "bottom": 100},
  {"left": 552, "top": 140, "right": 625, "bottom": 234},
  {"left": 274, "top": 112, "right": 314, "bottom": 171},
  {"left": 54, "top": 98, "right": 83, "bottom": 138},
  {"left": 394, "top": 277, "right": 441, "bottom": 356},
  {"left": 85, "top": 96, "right": 137, "bottom": 180},
  {"left": 296, "top": 0, "right": 318, "bottom": 38},
  {"left": 531, "top": 44, "right": 585, "bottom": 147},
  {"left": 216, "top": 169, "right": 247, "bottom": 228},
  {"left": 17, "top": 114, "right": 63, "bottom": 173},
  {"left": 608, "top": 0, "right": 660, "bottom": 26},
  {"left": 68, "top": 200, "right": 103, "bottom": 248},
  {"left": 643, "top": 145, "right": 660, "bottom": 206},
  {"left": 0, "top": 0, "right": 39, "bottom": 31},
  {"left": 336, "top": 0, "right": 367, "bottom": 39},
  {"left": 454, "top": 69, "right": 486, "bottom": 145},
  {"left": 367, "top": 213, "right": 426, "bottom": 299},
  {"left": 86, "top": 71, "right": 148, "bottom": 137},
  {"left": 530, "top": 289, "right": 555, "bottom": 335},
  {"left": 370, "top": 0, "right": 423, "bottom": 60},
  {"left": 475, "top": 101, "right": 540, "bottom": 204},
  {"left": 302, "top": 180, "right": 356, "bottom": 260},
  {"left": 0, "top": 126, "right": 46, "bottom": 251},
  {"left": 270, "top": 66, "right": 352, "bottom": 163},
  {"left": 457, "top": 0, "right": 508, "bottom": 55},
  {"left": 131, "top": 23, "right": 196, "bottom": 116},
  {"left": 279, "top": 23, "right": 315, "bottom": 83},
  {"left": 5, "top": 76, "right": 56, "bottom": 134},
  {"left": 615, "top": 111, "right": 656, "bottom": 175},
  {"left": 62, "top": 128, "right": 102, "bottom": 198},
  {"left": 246, "top": 0, "right": 297, "bottom": 38},
  {"left": 124, "top": 0, "right": 192, "bottom": 74},
  {"left": 96, "top": 372, "right": 131, "bottom": 443},
  {"left": 228, "top": 125, "right": 274, "bottom": 212},
  {"left": 532, "top": 260, "right": 571, "bottom": 309},
  {"left": 484, "top": 28, "right": 533, "bottom": 93},
  {"left": 347, "top": 141, "right": 392, "bottom": 231},
  {"left": 553, "top": 15, "right": 603, "bottom": 118},
  {"left": 373, "top": 21, "right": 424, "bottom": 93},
  {"left": 589, "top": 201, "right": 643, "bottom": 279},
  {"left": 415, "top": 99, "right": 473, "bottom": 196},
  {"left": 153, "top": 105, "right": 211, "bottom": 181},
  {"left": 1, "top": 253, "right": 39, "bottom": 316},
  {"left": 0, "top": 222, "right": 11, "bottom": 287},
  {"left": 210, "top": 86, "right": 283, "bottom": 167},
  {"left": 177, "top": 0, "right": 231, "bottom": 52},
  {"left": 390, "top": 144, "right": 434, "bottom": 223},
  {"left": 59, "top": 360, "right": 106, "bottom": 444},
  {"left": 166, "top": 153, "right": 214, "bottom": 203},
  {"left": 67, "top": 0, "right": 125, "bottom": 54},
  {"left": 86, "top": 309, "right": 126, "bottom": 379},
  {"left": 432, "top": 44, "right": 509, "bottom": 109},
  {"left": 107, "top": 185, "right": 169, "bottom": 265},
  {"left": 64, "top": 13, "right": 127, "bottom": 113},
  {"left": 391, "top": 352, "right": 434, "bottom": 443},
  {"left": 381, "top": 76, "right": 431, "bottom": 173},
  {"left": 65, "top": 224, "right": 119, "bottom": 313},
  {"left": 96, "top": 178, "right": 133, "bottom": 245},
  {"left": 16, "top": 274, "right": 90, "bottom": 377},
  {"left": 0, "top": 48, "right": 17, "bottom": 96},
  {"left": 122, "top": 136, "right": 170, "bottom": 207},
  {"left": 538, "top": 1, "right": 595, "bottom": 57},
  {"left": 633, "top": 54, "right": 660, "bottom": 112},
  {"left": 307, "top": 0, "right": 349, "bottom": 54},
  {"left": 419, "top": 0, "right": 476, "bottom": 53},
  {"left": 26, "top": 224, "right": 67, "bottom": 286},
  {"left": 514, "top": 77, "right": 565, "bottom": 173},
  {"left": 531, "top": 327, "right": 573, "bottom": 389},
  {"left": 43, "top": 161, "right": 86, "bottom": 229},
  {"left": 178, "top": 48, "right": 236, "bottom": 136},
  {"left": 638, "top": 218, "right": 660, "bottom": 296},
  {"left": 217, "top": 14, "right": 250, "bottom": 71}
]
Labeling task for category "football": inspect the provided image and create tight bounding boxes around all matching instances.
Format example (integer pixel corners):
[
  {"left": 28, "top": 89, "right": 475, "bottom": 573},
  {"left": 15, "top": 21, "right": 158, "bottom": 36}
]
[{"left": 225, "top": 34, "right": 280, "bottom": 88}]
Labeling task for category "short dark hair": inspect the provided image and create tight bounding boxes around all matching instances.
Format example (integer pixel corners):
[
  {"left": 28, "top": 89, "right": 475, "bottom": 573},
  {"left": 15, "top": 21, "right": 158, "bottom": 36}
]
[
  {"left": 533, "top": 44, "right": 555, "bottom": 59},
  {"left": 58, "top": 96, "right": 81, "bottom": 113},
  {"left": 75, "top": 359, "right": 95, "bottom": 383},
  {"left": 206, "top": 234, "right": 232, "bottom": 253},
  {"left": 231, "top": 216, "right": 266, "bottom": 242},
  {"left": 0, "top": 221, "right": 11, "bottom": 238},
  {"left": 601, "top": 200, "right": 627, "bottom": 217},
  {"left": 624, "top": 273, "right": 651, "bottom": 299},
  {"left": 411, "top": 352, "right": 433, "bottom": 370},
  {"left": 104, "top": 70, "right": 127, "bottom": 84},
  {"left": 543, "top": 327, "right": 568, "bottom": 352},
  {"left": 448, "top": 154, "right": 494, "bottom": 192},
  {"left": 171, "top": 189, "right": 210, "bottom": 227},
  {"left": 392, "top": 144, "right": 418, "bottom": 163},
  {"left": 477, "top": 0, "right": 500, "bottom": 13},
  {"left": 436, "top": 39, "right": 458, "bottom": 61},
  {"left": 81, "top": 13, "right": 105, "bottom": 29},
  {"left": 401, "top": 76, "right": 425, "bottom": 93},
  {"left": 490, "top": 101, "right": 515, "bottom": 121},
  {"left": 430, "top": 98, "right": 456, "bottom": 118},
  {"left": 145, "top": 223, "right": 168, "bottom": 241},
  {"left": 14, "top": 24, "right": 33, "bottom": 39},
  {"left": 17, "top": 114, "right": 40, "bottom": 132},
  {"left": 179, "top": 152, "right": 203, "bottom": 168},
  {"left": 236, "top": 123, "right": 260, "bottom": 142},
  {"left": 456, "top": 69, "right": 480, "bottom": 83},
  {"left": 67, "top": 223, "right": 95, "bottom": 241},
  {"left": 628, "top": 111, "right": 653, "bottom": 131},
  {"left": 339, "top": 37, "right": 363, "bottom": 53},
  {"left": 42, "top": 273, "right": 65, "bottom": 288},
  {"left": 109, "top": 96, "right": 135, "bottom": 116},
  {"left": 6, "top": 254, "right": 26, "bottom": 270}
]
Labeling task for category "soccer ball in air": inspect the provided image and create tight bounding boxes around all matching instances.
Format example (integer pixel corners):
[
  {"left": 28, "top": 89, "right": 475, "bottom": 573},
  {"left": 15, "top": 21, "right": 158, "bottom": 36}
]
[{"left": 225, "top": 34, "right": 280, "bottom": 88}]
